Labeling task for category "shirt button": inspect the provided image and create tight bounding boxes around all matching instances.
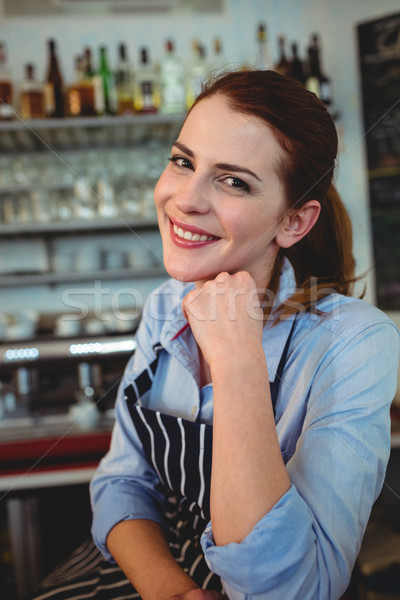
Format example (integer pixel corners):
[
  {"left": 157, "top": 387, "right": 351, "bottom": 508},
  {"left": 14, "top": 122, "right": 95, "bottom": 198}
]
[{"left": 191, "top": 406, "right": 198, "bottom": 417}]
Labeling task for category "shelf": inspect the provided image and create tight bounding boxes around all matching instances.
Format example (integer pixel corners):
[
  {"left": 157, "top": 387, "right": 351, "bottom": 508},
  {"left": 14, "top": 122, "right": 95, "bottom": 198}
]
[
  {"left": 0, "top": 113, "right": 185, "bottom": 153},
  {"left": 0, "top": 265, "right": 167, "bottom": 288},
  {"left": 0, "top": 181, "right": 73, "bottom": 195},
  {"left": 0, "top": 216, "right": 159, "bottom": 236}
]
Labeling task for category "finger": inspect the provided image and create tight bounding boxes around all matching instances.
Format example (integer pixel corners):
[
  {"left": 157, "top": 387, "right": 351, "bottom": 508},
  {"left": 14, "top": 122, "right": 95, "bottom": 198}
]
[{"left": 215, "top": 271, "right": 229, "bottom": 283}]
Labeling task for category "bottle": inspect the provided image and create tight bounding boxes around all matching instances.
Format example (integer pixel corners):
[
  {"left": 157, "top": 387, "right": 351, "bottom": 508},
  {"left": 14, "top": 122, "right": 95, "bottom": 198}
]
[
  {"left": 159, "top": 39, "right": 185, "bottom": 115},
  {"left": 134, "top": 47, "right": 160, "bottom": 113},
  {"left": 83, "top": 47, "right": 104, "bottom": 115},
  {"left": 311, "top": 34, "right": 333, "bottom": 106},
  {"left": 98, "top": 46, "right": 116, "bottom": 115},
  {"left": 255, "top": 23, "right": 273, "bottom": 70},
  {"left": 274, "top": 36, "right": 290, "bottom": 76},
  {"left": 44, "top": 38, "right": 65, "bottom": 118},
  {"left": 0, "top": 42, "right": 14, "bottom": 120},
  {"left": 185, "top": 40, "right": 211, "bottom": 109},
  {"left": 20, "top": 63, "right": 45, "bottom": 119},
  {"left": 287, "top": 42, "right": 306, "bottom": 85},
  {"left": 305, "top": 34, "right": 332, "bottom": 107},
  {"left": 73, "top": 51, "right": 98, "bottom": 116},
  {"left": 115, "top": 43, "right": 135, "bottom": 115},
  {"left": 305, "top": 45, "right": 320, "bottom": 97},
  {"left": 67, "top": 55, "right": 86, "bottom": 116}
]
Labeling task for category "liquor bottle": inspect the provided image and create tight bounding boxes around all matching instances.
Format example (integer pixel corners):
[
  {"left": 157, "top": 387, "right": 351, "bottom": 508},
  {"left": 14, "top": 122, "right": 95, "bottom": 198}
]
[
  {"left": 83, "top": 47, "right": 104, "bottom": 115},
  {"left": 134, "top": 47, "right": 160, "bottom": 113},
  {"left": 287, "top": 42, "right": 306, "bottom": 85},
  {"left": 98, "top": 46, "right": 117, "bottom": 115},
  {"left": 186, "top": 40, "right": 210, "bottom": 109},
  {"left": 305, "top": 45, "right": 320, "bottom": 97},
  {"left": 44, "top": 38, "right": 65, "bottom": 118},
  {"left": 311, "top": 34, "right": 333, "bottom": 107},
  {"left": 84, "top": 47, "right": 95, "bottom": 79},
  {"left": 115, "top": 43, "right": 135, "bottom": 115},
  {"left": 76, "top": 51, "right": 94, "bottom": 116},
  {"left": 274, "top": 36, "right": 290, "bottom": 76},
  {"left": 159, "top": 39, "right": 185, "bottom": 115},
  {"left": 67, "top": 56, "right": 85, "bottom": 116},
  {"left": 305, "top": 34, "right": 333, "bottom": 107},
  {"left": 0, "top": 42, "right": 14, "bottom": 120},
  {"left": 20, "top": 63, "right": 45, "bottom": 119},
  {"left": 255, "top": 23, "right": 273, "bottom": 70}
]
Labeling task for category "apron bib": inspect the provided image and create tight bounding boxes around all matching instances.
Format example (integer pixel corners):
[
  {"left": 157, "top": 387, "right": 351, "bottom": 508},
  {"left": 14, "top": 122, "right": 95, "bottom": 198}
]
[{"left": 124, "top": 320, "right": 295, "bottom": 590}]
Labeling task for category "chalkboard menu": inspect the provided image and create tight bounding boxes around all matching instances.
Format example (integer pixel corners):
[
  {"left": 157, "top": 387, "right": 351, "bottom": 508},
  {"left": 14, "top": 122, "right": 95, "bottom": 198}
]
[{"left": 357, "top": 13, "right": 400, "bottom": 310}]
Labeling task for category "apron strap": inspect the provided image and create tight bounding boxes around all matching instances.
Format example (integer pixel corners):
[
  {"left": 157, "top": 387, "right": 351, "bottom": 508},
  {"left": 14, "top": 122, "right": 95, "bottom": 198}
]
[{"left": 269, "top": 317, "right": 296, "bottom": 414}]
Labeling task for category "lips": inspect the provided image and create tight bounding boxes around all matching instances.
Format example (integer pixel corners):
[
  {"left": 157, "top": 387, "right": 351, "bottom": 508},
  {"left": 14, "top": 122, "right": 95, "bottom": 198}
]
[
  {"left": 173, "top": 223, "right": 216, "bottom": 242},
  {"left": 169, "top": 218, "right": 220, "bottom": 247}
]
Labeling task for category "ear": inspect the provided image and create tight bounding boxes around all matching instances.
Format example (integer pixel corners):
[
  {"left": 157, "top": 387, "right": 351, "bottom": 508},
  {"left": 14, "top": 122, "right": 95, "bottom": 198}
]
[{"left": 276, "top": 200, "right": 321, "bottom": 249}]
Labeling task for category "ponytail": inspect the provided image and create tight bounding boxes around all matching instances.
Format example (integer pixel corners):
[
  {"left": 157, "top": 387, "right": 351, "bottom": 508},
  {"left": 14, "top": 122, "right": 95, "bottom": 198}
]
[{"left": 274, "top": 185, "right": 358, "bottom": 320}]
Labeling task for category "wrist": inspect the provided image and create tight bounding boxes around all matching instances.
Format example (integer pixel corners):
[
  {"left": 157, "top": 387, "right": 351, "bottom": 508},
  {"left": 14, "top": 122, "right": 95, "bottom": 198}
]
[
  {"left": 138, "top": 554, "right": 199, "bottom": 600},
  {"left": 210, "top": 342, "right": 267, "bottom": 380},
  {"left": 158, "top": 572, "right": 199, "bottom": 600}
]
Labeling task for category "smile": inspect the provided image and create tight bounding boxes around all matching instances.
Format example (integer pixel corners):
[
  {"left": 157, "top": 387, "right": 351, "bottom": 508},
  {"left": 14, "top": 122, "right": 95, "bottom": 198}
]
[{"left": 172, "top": 224, "right": 217, "bottom": 242}]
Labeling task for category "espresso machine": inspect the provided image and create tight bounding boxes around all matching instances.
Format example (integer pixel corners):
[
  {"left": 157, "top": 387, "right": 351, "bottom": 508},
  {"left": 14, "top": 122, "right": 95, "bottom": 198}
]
[{"left": 0, "top": 335, "right": 136, "bottom": 430}]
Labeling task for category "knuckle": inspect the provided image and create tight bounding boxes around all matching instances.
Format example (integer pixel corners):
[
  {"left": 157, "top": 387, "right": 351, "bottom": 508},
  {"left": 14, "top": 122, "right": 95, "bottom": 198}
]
[{"left": 215, "top": 271, "right": 229, "bottom": 282}]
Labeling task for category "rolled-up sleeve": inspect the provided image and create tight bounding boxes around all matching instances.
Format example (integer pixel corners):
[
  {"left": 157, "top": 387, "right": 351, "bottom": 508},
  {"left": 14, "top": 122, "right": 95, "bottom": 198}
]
[{"left": 201, "top": 321, "right": 400, "bottom": 599}]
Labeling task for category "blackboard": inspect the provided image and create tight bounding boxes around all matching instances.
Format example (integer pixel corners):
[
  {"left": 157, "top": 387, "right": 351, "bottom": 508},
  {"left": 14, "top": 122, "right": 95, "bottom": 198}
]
[{"left": 357, "top": 13, "right": 400, "bottom": 310}]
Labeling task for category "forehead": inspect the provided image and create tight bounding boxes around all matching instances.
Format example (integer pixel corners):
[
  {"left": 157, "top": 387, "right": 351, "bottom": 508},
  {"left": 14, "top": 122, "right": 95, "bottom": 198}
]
[{"left": 179, "top": 96, "right": 283, "bottom": 172}]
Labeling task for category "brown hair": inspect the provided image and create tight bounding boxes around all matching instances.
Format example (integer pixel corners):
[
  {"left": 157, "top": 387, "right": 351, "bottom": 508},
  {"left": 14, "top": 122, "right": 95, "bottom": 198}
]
[{"left": 191, "top": 69, "right": 357, "bottom": 318}]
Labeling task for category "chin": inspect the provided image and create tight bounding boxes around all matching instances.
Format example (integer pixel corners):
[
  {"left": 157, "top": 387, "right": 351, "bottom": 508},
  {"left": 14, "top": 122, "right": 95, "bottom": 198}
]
[
  {"left": 164, "top": 263, "right": 194, "bottom": 283},
  {"left": 164, "top": 261, "right": 215, "bottom": 284}
]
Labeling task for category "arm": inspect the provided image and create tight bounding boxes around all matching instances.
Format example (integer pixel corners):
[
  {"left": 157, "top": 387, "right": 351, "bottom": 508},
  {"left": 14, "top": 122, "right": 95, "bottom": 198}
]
[
  {"left": 107, "top": 519, "right": 198, "bottom": 599},
  {"left": 184, "top": 274, "right": 400, "bottom": 598},
  {"left": 183, "top": 271, "right": 290, "bottom": 546},
  {"left": 107, "top": 519, "right": 223, "bottom": 600}
]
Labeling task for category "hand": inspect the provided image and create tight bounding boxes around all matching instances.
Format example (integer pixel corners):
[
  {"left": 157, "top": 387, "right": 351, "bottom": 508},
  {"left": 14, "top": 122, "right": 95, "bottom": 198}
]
[
  {"left": 182, "top": 271, "right": 264, "bottom": 367},
  {"left": 167, "top": 589, "right": 225, "bottom": 600}
]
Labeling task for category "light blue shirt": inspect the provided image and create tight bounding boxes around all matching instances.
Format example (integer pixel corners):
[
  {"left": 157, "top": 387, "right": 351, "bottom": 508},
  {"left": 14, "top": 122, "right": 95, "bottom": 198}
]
[{"left": 90, "top": 260, "right": 400, "bottom": 599}]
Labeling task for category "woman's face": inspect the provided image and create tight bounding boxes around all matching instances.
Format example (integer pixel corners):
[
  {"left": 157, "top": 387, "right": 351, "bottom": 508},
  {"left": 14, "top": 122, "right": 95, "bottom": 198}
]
[{"left": 154, "top": 95, "right": 288, "bottom": 289}]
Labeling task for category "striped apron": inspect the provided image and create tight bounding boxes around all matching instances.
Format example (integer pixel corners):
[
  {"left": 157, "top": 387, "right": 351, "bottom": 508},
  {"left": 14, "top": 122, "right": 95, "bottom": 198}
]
[{"left": 31, "top": 324, "right": 294, "bottom": 599}]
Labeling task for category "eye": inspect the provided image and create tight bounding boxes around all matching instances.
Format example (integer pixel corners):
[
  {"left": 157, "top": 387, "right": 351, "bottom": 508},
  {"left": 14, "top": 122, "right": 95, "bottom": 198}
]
[
  {"left": 222, "top": 175, "right": 250, "bottom": 192},
  {"left": 168, "top": 155, "right": 194, "bottom": 170}
]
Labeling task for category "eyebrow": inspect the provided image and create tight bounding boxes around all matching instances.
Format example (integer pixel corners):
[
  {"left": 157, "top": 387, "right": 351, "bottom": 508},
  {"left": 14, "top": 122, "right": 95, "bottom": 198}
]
[{"left": 172, "top": 141, "right": 262, "bottom": 182}]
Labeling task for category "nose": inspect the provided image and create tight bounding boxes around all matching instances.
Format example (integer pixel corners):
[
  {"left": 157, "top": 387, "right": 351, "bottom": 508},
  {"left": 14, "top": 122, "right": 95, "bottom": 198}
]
[{"left": 174, "top": 172, "right": 210, "bottom": 215}]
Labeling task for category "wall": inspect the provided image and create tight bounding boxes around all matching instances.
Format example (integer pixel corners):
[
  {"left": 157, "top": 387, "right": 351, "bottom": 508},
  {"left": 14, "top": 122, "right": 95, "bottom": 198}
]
[{"left": 0, "top": 0, "right": 399, "bottom": 312}]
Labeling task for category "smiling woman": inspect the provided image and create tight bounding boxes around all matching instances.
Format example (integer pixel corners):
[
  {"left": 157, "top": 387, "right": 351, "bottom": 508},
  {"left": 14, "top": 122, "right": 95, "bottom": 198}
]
[{"left": 31, "top": 70, "right": 400, "bottom": 600}]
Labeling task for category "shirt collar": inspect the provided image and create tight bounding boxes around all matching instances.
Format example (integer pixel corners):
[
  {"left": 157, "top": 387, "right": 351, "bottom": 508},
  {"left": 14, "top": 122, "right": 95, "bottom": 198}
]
[
  {"left": 262, "top": 258, "right": 297, "bottom": 381},
  {"left": 159, "top": 281, "right": 194, "bottom": 349}
]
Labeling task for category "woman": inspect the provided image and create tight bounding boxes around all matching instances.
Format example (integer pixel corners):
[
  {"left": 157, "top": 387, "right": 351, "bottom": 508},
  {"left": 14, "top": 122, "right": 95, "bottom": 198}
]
[{"left": 35, "top": 70, "right": 399, "bottom": 599}]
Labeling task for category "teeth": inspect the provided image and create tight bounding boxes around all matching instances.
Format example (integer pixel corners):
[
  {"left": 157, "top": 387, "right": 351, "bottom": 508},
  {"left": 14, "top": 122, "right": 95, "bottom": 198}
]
[{"left": 173, "top": 224, "right": 215, "bottom": 242}]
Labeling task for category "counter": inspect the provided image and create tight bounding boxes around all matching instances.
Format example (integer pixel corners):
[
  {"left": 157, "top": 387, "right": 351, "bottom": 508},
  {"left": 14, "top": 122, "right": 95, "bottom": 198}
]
[
  {"left": 0, "top": 412, "right": 113, "bottom": 491},
  {"left": 0, "top": 412, "right": 113, "bottom": 599}
]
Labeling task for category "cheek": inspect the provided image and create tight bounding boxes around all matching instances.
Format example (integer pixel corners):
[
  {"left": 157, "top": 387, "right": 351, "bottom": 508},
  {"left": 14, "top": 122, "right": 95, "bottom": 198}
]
[{"left": 219, "top": 204, "right": 264, "bottom": 240}]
